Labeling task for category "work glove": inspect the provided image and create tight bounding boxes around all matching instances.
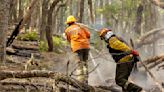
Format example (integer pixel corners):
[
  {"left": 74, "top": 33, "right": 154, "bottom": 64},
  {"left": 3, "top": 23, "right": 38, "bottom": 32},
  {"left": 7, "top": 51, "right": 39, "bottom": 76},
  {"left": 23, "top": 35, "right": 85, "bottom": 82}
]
[{"left": 131, "top": 50, "right": 139, "bottom": 56}]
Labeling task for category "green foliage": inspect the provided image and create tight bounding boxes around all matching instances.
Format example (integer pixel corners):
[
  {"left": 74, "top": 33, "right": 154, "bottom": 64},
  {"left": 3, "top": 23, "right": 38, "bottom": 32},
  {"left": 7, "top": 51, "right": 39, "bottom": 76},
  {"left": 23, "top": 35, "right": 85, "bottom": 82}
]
[
  {"left": 17, "top": 31, "right": 38, "bottom": 41},
  {"left": 53, "top": 36, "right": 68, "bottom": 48},
  {"left": 38, "top": 41, "right": 48, "bottom": 52},
  {"left": 53, "top": 36, "right": 68, "bottom": 53},
  {"left": 97, "top": 0, "right": 140, "bottom": 25},
  {"left": 98, "top": 1, "right": 120, "bottom": 15},
  {"left": 38, "top": 36, "right": 68, "bottom": 53}
]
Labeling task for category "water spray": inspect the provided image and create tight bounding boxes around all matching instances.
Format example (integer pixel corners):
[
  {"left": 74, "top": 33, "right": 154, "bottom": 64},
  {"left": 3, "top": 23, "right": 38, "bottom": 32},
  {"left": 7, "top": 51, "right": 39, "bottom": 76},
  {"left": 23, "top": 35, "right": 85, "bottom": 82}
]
[
  {"left": 89, "top": 52, "right": 107, "bottom": 85},
  {"left": 76, "top": 23, "right": 99, "bottom": 32}
]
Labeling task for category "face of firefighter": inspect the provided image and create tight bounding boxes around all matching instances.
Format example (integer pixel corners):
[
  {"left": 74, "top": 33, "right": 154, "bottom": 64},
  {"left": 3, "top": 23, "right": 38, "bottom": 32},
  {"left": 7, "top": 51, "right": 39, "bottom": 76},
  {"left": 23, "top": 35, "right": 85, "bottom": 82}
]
[{"left": 101, "top": 31, "right": 114, "bottom": 41}]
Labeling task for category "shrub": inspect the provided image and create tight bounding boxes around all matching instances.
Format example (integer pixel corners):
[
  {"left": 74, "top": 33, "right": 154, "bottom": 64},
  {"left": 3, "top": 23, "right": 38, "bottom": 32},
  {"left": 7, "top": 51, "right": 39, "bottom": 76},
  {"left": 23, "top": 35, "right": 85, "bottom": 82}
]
[
  {"left": 17, "top": 31, "right": 38, "bottom": 41},
  {"left": 38, "top": 41, "right": 48, "bottom": 52}
]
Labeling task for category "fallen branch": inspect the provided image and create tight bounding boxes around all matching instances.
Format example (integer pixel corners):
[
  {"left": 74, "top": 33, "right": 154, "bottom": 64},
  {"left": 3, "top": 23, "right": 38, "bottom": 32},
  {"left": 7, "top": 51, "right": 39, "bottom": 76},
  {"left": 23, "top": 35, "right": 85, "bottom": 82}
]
[
  {"left": 142, "top": 54, "right": 164, "bottom": 65},
  {"left": 157, "top": 64, "right": 164, "bottom": 70},
  {"left": 96, "top": 85, "right": 121, "bottom": 92},
  {"left": 148, "top": 58, "right": 164, "bottom": 69}
]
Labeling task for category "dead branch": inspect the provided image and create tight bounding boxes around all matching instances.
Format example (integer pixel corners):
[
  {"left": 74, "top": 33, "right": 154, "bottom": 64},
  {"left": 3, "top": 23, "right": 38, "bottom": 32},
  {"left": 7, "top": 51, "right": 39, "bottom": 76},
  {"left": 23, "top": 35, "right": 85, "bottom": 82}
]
[
  {"left": 138, "top": 54, "right": 164, "bottom": 70},
  {"left": 96, "top": 85, "right": 121, "bottom": 92},
  {"left": 142, "top": 54, "right": 164, "bottom": 65},
  {"left": 135, "top": 28, "right": 164, "bottom": 49},
  {"left": 157, "top": 64, "right": 164, "bottom": 70},
  {"left": 148, "top": 58, "right": 164, "bottom": 69},
  {"left": 71, "top": 63, "right": 100, "bottom": 76}
]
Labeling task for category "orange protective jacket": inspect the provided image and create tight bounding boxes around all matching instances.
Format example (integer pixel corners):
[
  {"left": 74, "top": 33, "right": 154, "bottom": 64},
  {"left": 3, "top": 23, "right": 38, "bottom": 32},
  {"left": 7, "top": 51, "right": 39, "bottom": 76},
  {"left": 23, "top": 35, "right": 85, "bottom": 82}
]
[{"left": 65, "top": 23, "right": 90, "bottom": 52}]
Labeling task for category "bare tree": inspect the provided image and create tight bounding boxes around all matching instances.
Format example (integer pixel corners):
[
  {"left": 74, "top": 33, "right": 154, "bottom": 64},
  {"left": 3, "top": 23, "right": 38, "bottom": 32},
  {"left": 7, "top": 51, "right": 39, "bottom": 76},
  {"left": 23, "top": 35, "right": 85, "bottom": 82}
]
[{"left": 0, "top": 0, "right": 10, "bottom": 62}]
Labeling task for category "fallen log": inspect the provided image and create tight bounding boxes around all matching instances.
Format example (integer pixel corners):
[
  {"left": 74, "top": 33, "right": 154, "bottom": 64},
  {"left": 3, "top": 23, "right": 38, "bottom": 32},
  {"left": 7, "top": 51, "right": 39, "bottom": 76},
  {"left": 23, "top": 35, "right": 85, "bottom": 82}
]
[
  {"left": 0, "top": 70, "right": 123, "bottom": 92},
  {"left": 0, "top": 81, "right": 83, "bottom": 92},
  {"left": 0, "top": 70, "right": 94, "bottom": 92},
  {"left": 12, "top": 44, "right": 38, "bottom": 51},
  {"left": 6, "top": 47, "right": 41, "bottom": 58},
  {"left": 0, "top": 81, "right": 53, "bottom": 91}
]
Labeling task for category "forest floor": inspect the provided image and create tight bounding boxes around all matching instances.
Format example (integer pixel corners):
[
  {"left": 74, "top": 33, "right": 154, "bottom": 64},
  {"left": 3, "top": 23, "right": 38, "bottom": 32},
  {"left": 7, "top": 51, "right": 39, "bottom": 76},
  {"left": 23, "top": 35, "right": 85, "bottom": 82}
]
[{"left": 1, "top": 39, "right": 164, "bottom": 92}]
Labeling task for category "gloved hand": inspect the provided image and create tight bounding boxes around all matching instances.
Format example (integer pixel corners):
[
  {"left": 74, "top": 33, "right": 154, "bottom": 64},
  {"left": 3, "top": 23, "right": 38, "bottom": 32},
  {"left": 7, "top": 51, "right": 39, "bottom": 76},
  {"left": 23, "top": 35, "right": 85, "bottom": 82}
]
[{"left": 131, "top": 50, "right": 139, "bottom": 56}]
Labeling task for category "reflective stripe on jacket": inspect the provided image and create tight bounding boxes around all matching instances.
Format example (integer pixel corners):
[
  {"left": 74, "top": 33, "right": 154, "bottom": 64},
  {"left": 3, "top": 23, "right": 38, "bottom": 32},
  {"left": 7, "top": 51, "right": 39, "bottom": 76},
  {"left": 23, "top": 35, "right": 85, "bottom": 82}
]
[
  {"left": 107, "top": 36, "right": 133, "bottom": 63},
  {"left": 65, "top": 23, "right": 90, "bottom": 52}
]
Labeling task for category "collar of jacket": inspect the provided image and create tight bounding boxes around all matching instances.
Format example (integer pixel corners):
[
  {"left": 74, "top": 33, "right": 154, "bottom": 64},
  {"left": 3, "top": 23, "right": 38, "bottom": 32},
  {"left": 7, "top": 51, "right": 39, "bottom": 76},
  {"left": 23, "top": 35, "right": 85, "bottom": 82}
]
[{"left": 104, "top": 31, "right": 114, "bottom": 42}]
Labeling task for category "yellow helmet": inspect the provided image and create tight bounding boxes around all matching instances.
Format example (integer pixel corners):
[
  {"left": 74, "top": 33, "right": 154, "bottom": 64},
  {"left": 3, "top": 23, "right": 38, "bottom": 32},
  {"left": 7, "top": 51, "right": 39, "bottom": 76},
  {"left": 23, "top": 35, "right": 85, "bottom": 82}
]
[{"left": 65, "top": 15, "right": 77, "bottom": 24}]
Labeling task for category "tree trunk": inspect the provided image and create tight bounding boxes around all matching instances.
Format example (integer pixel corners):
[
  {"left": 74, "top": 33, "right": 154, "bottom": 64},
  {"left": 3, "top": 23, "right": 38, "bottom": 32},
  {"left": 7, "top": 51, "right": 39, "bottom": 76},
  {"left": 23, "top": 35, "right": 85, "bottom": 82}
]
[
  {"left": 18, "top": 0, "right": 23, "bottom": 21},
  {"left": 8, "top": 0, "right": 17, "bottom": 24},
  {"left": 46, "top": 0, "right": 61, "bottom": 51},
  {"left": 78, "top": 0, "right": 85, "bottom": 23},
  {"left": 40, "top": 0, "right": 48, "bottom": 41},
  {"left": 88, "top": 0, "right": 94, "bottom": 23},
  {"left": 0, "top": 0, "right": 10, "bottom": 63},
  {"left": 133, "top": 4, "right": 143, "bottom": 35}
]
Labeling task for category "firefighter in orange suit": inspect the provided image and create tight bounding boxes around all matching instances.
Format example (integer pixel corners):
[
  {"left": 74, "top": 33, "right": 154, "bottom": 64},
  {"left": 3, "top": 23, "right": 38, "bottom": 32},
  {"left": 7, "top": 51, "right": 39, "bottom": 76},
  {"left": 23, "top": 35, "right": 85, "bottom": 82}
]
[
  {"left": 64, "top": 15, "right": 90, "bottom": 84},
  {"left": 98, "top": 28, "right": 144, "bottom": 92}
]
